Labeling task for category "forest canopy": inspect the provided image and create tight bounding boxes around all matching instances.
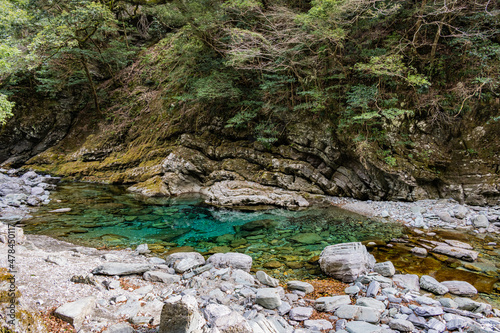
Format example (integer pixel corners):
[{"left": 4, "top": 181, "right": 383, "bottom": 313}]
[{"left": 0, "top": 0, "right": 499, "bottom": 144}]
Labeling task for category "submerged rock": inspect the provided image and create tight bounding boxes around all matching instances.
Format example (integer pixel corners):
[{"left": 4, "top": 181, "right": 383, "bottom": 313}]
[{"left": 432, "top": 245, "right": 478, "bottom": 262}]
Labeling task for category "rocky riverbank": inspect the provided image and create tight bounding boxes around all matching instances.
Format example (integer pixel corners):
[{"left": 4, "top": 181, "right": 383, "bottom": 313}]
[
  {"left": 2, "top": 226, "right": 500, "bottom": 333},
  {"left": 0, "top": 169, "right": 60, "bottom": 222}
]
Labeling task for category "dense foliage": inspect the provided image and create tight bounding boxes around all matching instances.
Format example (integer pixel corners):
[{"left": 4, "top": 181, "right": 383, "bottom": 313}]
[{"left": 1, "top": 0, "right": 499, "bottom": 148}]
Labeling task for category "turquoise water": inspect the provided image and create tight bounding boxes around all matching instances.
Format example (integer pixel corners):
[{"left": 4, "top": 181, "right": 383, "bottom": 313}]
[
  {"left": 22, "top": 182, "right": 407, "bottom": 279},
  {"left": 21, "top": 183, "right": 500, "bottom": 299}
]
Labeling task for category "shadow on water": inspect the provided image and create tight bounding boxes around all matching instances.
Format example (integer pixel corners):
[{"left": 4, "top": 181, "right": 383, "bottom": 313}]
[{"left": 22, "top": 182, "right": 500, "bottom": 304}]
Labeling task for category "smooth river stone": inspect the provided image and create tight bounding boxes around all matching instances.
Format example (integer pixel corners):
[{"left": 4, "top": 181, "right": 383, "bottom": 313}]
[
  {"left": 441, "top": 280, "right": 478, "bottom": 296},
  {"left": 92, "top": 263, "right": 152, "bottom": 276},
  {"left": 432, "top": 245, "right": 478, "bottom": 262},
  {"left": 289, "top": 233, "right": 323, "bottom": 244}
]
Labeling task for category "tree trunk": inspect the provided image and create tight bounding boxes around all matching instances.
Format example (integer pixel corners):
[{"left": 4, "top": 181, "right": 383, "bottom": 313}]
[{"left": 80, "top": 56, "right": 101, "bottom": 113}]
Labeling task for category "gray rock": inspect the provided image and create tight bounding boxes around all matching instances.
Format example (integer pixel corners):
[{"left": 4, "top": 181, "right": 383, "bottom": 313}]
[
  {"left": 432, "top": 245, "right": 478, "bottom": 262},
  {"left": 314, "top": 295, "right": 351, "bottom": 312},
  {"left": 208, "top": 252, "right": 253, "bottom": 272},
  {"left": 335, "top": 305, "right": 381, "bottom": 324},
  {"left": 374, "top": 261, "right": 395, "bottom": 277},
  {"left": 232, "top": 269, "right": 255, "bottom": 285},
  {"left": 455, "top": 297, "right": 480, "bottom": 311},
  {"left": 446, "top": 318, "right": 468, "bottom": 330},
  {"left": 357, "top": 275, "right": 393, "bottom": 288},
  {"left": 444, "top": 239, "right": 473, "bottom": 249},
  {"left": 345, "top": 321, "right": 383, "bottom": 333},
  {"left": 143, "top": 271, "right": 180, "bottom": 284},
  {"left": 54, "top": 296, "right": 96, "bottom": 330},
  {"left": 473, "top": 215, "right": 490, "bottom": 228},
  {"left": 408, "top": 313, "right": 427, "bottom": 328},
  {"left": 393, "top": 274, "right": 420, "bottom": 291},
  {"left": 441, "top": 281, "right": 478, "bottom": 296},
  {"left": 427, "top": 318, "right": 446, "bottom": 332},
  {"left": 439, "top": 298, "right": 457, "bottom": 308},
  {"left": 256, "top": 271, "right": 279, "bottom": 287},
  {"left": 388, "top": 318, "right": 414, "bottom": 332},
  {"left": 256, "top": 288, "right": 282, "bottom": 309},
  {"left": 166, "top": 252, "right": 205, "bottom": 267},
  {"left": 414, "top": 306, "right": 444, "bottom": 317},
  {"left": 366, "top": 280, "right": 380, "bottom": 297},
  {"left": 287, "top": 281, "right": 314, "bottom": 294},
  {"left": 212, "top": 311, "right": 252, "bottom": 333},
  {"left": 135, "top": 243, "right": 150, "bottom": 254},
  {"left": 356, "top": 297, "right": 386, "bottom": 312},
  {"left": 420, "top": 275, "right": 449, "bottom": 295},
  {"left": 304, "top": 319, "right": 333, "bottom": 331},
  {"left": 204, "top": 304, "right": 232, "bottom": 324},
  {"left": 116, "top": 300, "right": 141, "bottom": 318},
  {"left": 159, "top": 295, "right": 205, "bottom": 333},
  {"left": 454, "top": 206, "right": 469, "bottom": 219},
  {"left": 318, "top": 242, "right": 375, "bottom": 282},
  {"left": 174, "top": 257, "right": 203, "bottom": 273},
  {"left": 277, "top": 301, "right": 291, "bottom": 316},
  {"left": 148, "top": 257, "right": 166, "bottom": 265},
  {"left": 249, "top": 314, "right": 292, "bottom": 333},
  {"left": 92, "top": 263, "right": 152, "bottom": 276},
  {"left": 289, "top": 307, "right": 314, "bottom": 321},
  {"left": 344, "top": 285, "right": 360, "bottom": 295}
]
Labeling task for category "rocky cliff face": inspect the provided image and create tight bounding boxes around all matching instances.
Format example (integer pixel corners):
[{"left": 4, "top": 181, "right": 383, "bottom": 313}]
[{"left": 1, "top": 90, "right": 499, "bottom": 207}]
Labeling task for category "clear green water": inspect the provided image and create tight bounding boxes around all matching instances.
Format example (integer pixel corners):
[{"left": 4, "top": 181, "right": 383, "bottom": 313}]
[
  {"left": 21, "top": 182, "right": 500, "bottom": 301},
  {"left": 22, "top": 182, "right": 406, "bottom": 279}
]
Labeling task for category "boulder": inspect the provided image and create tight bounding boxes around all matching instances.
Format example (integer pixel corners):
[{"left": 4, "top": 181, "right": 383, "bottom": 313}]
[
  {"left": 335, "top": 305, "right": 381, "bottom": 323},
  {"left": 204, "top": 304, "right": 232, "bottom": 324},
  {"left": 393, "top": 274, "right": 420, "bottom": 291},
  {"left": 356, "top": 297, "right": 386, "bottom": 312},
  {"left": 315, "top": 295, "right": 351, "bottom": 312},
  {"left": 92, "top": 263, "right": 152, "bottom": 276},
  {"left": 389, "top": 319, "right": 414, "bottom": 332},
  {"left": 287, "top": 281, "right": 314, "bottom": 294},
  {"left": 304, "top": 319, "right": 333, "bottom": 331},
  {"left": 203, "top": 180, "right": 309, "bottom": 208},
  {"left": 414, "top": 306, "right": 444, "bottom": 317},
  {"left": 255, "top": 271, "right": 279, "bottom": 287},
  {"left": 207, "top": 252, "right": 253, "bottom": 272},
  {"left": 255, "top": 288, "right": 282, "bottom": 309},
  {"left": 174, "top": 258, "right": 203, "bottom": 273},
  {"left": 212, "top": 311, "right": 252, "bottom": 333},
  {"left": 473, "top": 215, "right": 490, "bottom": 228},
  {"left": 318, "top": 242, "right": 375, "bottom": 282},
  {"left": 441, "top": 281, "right": 478, "bottom": 296},
  {"left": 289, "top": 307, "right": 314, "bottom": 321},
  {"left": 166, "top": 252, "right": 205, "bottom": 267},
  {"left": 159, "top": 295, "right": 205, "bottom": 333},
  {"left": 54, "top": 296, "right": 96, "bottom": 330},
  {"left": 420, "top": 275, "right": 449, "bottom": 295},
  {"left": 373, "top": 261, "right": 395, "bottom": 277}
]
